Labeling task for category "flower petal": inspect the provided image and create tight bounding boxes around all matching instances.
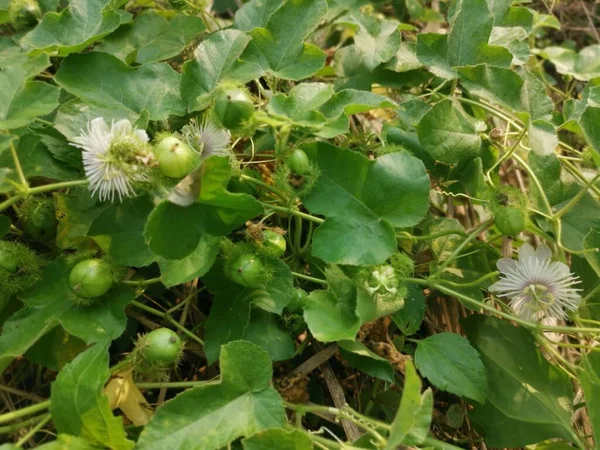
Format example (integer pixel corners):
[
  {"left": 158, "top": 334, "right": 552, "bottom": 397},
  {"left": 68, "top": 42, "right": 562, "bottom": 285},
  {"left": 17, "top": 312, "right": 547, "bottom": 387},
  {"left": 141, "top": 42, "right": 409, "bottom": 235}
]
[
  {"left": 518, "top": 243, "right": 535, "bottom": 261},
  {"left": 496, "top": 258, "right": 517, "bottom": 274},
  {"left": 535, "top": 244, "right": 552, "bottom": 260}
]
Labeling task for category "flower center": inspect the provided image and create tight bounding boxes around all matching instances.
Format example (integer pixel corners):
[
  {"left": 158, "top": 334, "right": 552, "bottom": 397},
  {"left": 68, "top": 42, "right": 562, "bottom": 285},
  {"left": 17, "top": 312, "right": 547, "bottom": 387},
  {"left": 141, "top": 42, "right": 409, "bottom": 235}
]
[{"left": 524, "top": 283, "right": 555, "bottom": 309}]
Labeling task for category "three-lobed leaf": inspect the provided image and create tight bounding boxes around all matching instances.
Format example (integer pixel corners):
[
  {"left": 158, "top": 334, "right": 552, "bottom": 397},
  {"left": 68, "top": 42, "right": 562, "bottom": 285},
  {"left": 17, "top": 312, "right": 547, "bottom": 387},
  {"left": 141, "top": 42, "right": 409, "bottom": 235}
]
[{"left": 136, "top": 341, "right": 285, "bottom": 450}]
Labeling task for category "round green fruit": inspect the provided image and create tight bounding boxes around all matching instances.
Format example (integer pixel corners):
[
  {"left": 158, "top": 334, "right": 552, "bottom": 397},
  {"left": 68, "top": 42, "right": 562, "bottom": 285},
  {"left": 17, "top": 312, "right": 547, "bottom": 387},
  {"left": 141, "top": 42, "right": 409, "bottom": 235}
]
[
  {"left": 214, "top": 88, "right": 254, "bottom": 130},
  {"left": 494, "top": 206, "right": 526, "bottom": 237},
  {"left": 262, "top": 230, "right": 286, "bottom": 257},
  {"left": 287, "top": 288, "right": 308, "bottom": 313},
  {"left": 69, "top": 259, "right": 114, "bottom": 298},
  {"left": 0, "top": 242, "right": 19, "bottom": 273},
  {"left": 154, "top": 136, "right": 197, "bottom": 178},
  {"left": 286, "top": 149, "right": 310, "bottom": 176},
  {"left": 142, "top": 328, "right": 183, "bottom": 366},
  {"left": 228, "top": 253, "right": 264, "bottom": 288}
]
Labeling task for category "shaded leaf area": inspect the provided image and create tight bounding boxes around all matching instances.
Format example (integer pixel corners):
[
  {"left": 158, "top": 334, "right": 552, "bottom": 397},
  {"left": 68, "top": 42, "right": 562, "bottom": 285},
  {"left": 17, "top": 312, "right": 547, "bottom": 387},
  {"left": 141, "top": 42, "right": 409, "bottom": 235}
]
[
  {"left": 144, "top": 156, "right": 263, "bottom": 260},
  {"left": 463, "top": 315, "right": 576, "bottom": 447},
  {"left": 303, "top": 142, "right": 430, "bottom": 265},
  {"left": 50, "top": 342, "right": 134, "bottom": 450},
  {"left": 0, "top": 260, "right": 132, "bottom": 372},
  {"left": 202, "top": 258, "right": 294, "bottom": 363},
  {"left": 136, "top": 341, "right": 285, "bottom": 450}
]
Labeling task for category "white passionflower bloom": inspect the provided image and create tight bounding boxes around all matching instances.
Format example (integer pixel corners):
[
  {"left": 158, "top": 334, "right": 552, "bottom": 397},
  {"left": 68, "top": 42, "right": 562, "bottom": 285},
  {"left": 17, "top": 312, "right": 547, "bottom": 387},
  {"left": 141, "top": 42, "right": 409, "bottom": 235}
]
[
  {"left": 489, "top": 243, "right": 581, "bottom": 322},
  {"left": 183, "top": 119, "right": 231, "bottom": 158},
  {"left": 71, "top": 118, "right": 154, "bottom": 202}
]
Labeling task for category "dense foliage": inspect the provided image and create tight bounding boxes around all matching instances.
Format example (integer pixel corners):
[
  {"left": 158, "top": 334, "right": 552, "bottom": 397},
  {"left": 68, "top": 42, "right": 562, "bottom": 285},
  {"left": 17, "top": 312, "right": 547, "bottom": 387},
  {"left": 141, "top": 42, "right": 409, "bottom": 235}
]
[{"left": 0, "top": 0, "right": 599, "bottom": 449}]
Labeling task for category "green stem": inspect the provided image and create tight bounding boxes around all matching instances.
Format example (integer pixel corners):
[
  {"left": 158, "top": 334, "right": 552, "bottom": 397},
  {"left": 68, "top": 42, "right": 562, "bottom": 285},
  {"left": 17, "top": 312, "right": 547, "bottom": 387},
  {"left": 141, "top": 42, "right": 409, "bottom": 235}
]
[
  {"left": 397, "top": 229, "right": 468, "bottom": 242},
  {"left": 0, "top": 195, "right": 22, "bottom": 213},
  {"left": 123, "top": 277, "right": 162, "bottom": 287},
  {"left": 136, "top": 379, "right": 217, "bottom": 389},
  {"left": 0, "top": 400, "right": 51, "bottom": 425},
  {"left": 240, "top": 174, "right": 289, "bottom": 201},
  {"left": 563, "top": 159, "right": 600, "bottom": 197},
  {"left": 10, "top": 141, "right": 28, "bottom": 191},
  {"left": 485, "top": 129, "right": 527, "bottom": 188},
  {"left": 512, "top": 153, "right": 554, "bottom": 216},
  {"left": 260, "top": 202, "right": 324, "bottom": 224},
  {"left": 15, "top": 413, "right": 51, "bottom": 448},
  {"left": 292, "top": 271, "right": 328, "bottom": 285},
  {"left": 553, "top": 173, "right": 600, "bottom": 220},
  {"left": 432, "top": 220, "right": 493, "bottom": 277},
  {"left": 434, "top": 271, "right": 499, "bottom": 288},
  {"left": 0, "top": 415, "right": 47, "bottom": 435},
  {"left": 28, "top": 179, "right": 89, "bottom": 195},
  {"left": 129, "top": 300, "right": 204, "bottom": 346}
]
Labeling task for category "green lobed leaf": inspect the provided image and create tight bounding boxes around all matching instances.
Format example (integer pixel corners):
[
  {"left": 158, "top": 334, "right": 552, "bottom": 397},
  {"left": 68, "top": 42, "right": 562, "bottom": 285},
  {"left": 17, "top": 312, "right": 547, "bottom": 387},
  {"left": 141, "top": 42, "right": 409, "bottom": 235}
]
[
  {"left": 22, "top": 0, "right": 132, "bottom": 56},
  {"left": 415, "top": 332, "right": 487, "bottom": 403},
  {"left": 26, "top": 326, "right": 86, "bottom": 371},
  {"left": 338, "top": 11, "right": 401, "bottom": 71},
  {"left": 303, "top": 266, "right": 361, "bottom": 341},
  {"left": 234, "top": 0, "right": 285, "bottom": 31},
  {"left": 87, "top": 197, "right": 157, "bottom": 268},
  {"left": 158, "top": 235, "right": 221, "bottom": 287},
  {"left": 385, "top": 360, "right": 433, "bottom": 448},
  {"left": 0, "top": 51, "right": 60, "bottom": 130},
  {"left": 416, "top": 99, "right": 482, "bottom": 165},
  {"left": 391, "top": 284, "right": 425, "bottom": 336},
  {"left": 0, "top": 259, "right": 132, "bottom": 372},
  {"left": 303, "top": 143, "right": 430, "bottom": 265},
  {"left": 136, "top": 341, "right": 285, "bottom": 450},
  {"left": 180, "top": 29, "right": 252, "bottom": 112},
  {"left": 55, "top": 52, "right": 185, "bottom": 137},
  {"left": 96, "top": 11, "right": 205, "bottom": 64},
  {"left": 537, "top": 45, "right": 600, "bottom": 81},
  {"left": 145, "top": 156, "right": 262, "bottom": 260},
  {"left": 50, "top": 341, "right": 134, "bottom": 450},
  {"left": 240, "top": 0, "right": 329, "bottom": 80},
  {"left": 338, "top": 339, "right": 395, "bottom": 383},
  {"left": 463, "top": 315, "right": 576, "bottom": 447},
  {"left": 35, "top": 434, "right": 98, "bottom": 450},
  {"left": 0, "top": 134, "right": 81, "bottom": 185}
]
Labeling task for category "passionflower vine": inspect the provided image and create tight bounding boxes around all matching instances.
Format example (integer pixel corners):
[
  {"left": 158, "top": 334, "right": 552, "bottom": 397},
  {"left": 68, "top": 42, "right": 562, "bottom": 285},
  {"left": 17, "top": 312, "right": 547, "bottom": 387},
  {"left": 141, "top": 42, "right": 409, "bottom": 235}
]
[
  {"left": 182, "top": 119, "right": 231, "bottom": 158},
  {"left": 71, "top": 118, "right": 154, "bottom": 202},
  {"left": 489, "top": 243, "right": 581, "bottom": 322}
]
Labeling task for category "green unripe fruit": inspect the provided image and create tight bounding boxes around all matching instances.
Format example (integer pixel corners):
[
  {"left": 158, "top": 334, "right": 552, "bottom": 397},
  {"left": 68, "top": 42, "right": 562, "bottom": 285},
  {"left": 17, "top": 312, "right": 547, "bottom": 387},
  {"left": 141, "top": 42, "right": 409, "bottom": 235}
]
[
  {"left": 0, "top": 244, "right": 19, "bottom": 273},
  {"left": 69, "top": 259, "right": 114, "bottom": 298},
  {"left": 228, "top": 253, "right": 264, "bottom": 288},
  {"left": 494, "top": 206, "right": 526, "bottom": 236},
  {"left": 491, "top": 188, "right": 527, "bottom": 237},
  {"left": 285, "top": 149, "right": 310, "bottom": 176},
  {"left": 288, "top": 288, "right": 308, "bottom": 313},
  {"left": 154, "top": 136, "right": 197, "bottom": 179},
  {"left": 20, "top": 198, "right": 58, "bottom": 241},
  {"left": 142, "top": 328, "right": 183, "bottom": 366},
  {"left": 214, "top": 88, "right": 254, "bottom": 130},
  {"left": 262, "top": 230, "right": 286, "bottom": 257}
]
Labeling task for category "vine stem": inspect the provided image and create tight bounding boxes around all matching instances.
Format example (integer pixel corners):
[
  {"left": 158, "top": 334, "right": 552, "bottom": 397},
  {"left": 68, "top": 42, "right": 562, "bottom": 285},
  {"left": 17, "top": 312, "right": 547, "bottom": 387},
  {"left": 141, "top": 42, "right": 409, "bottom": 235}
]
[
  {"left": 432, "top": 220, "right": 493, "bottom": 277},
  {"left": 10, "top": 141, "right": 28, "bottom": 191},
  {"left": 239, "top": 174, "right": 289, "bottom": 201},
  {"left": 0, "top": 400, "right": 51, "bottom": 425},
  {"left": 122, "top": 277, "right": 162, "bottom": 287},
  {"left": 260, "top": 202, "right": 324, "bottom": 224},
  {"left": 15, "top": 413, "right": 51, "bottom": 448},
  {"left": 292, "top": 271, "right": 328, "bottom": 285},
  {"left": 0, "top": 180, "right": 89, "bottom": 213},
  {"left": 397, "top": 228, "right": 468, "bottom": 242},
  {"left": 406, "top": 278, "right": 600, "bottom": 336},
  {"left": 136, "top": 379, "right": 217, "bottom": 389},
  {"left": 129, "top": 300, "right": 204, "bottom": 346}
]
